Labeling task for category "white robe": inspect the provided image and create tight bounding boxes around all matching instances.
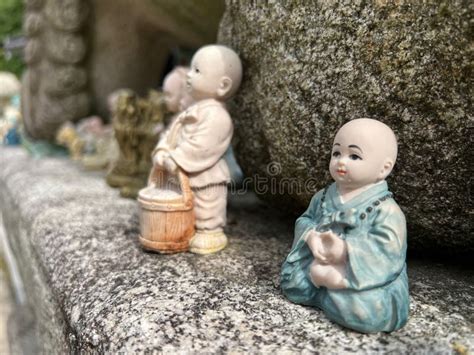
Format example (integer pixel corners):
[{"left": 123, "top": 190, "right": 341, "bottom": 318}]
[{"left": 153, "top": 98, "right": 233, "bottom": 188}]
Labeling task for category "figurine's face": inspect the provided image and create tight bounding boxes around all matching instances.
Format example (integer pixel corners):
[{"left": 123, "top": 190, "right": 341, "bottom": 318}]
[
  {"left": 329, "top": 121, "right": 396, "bottom": 191},
  {"left": 163, "top": 74, "right": 183, "bottom": 113},
  {"left": 186, "top": 48, "right": 225, "bottom": 101}
]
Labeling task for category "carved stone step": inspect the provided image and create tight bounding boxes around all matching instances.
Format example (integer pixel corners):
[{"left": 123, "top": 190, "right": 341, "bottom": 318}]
[{"left": 0, "top": 147, "right": 472, "bottom": 353}]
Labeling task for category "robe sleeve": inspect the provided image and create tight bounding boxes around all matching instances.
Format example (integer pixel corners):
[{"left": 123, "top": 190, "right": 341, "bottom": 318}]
[
  {"left": 281, "top": 189, "right": 325, "bottom": 304},
  {"left": 293, "top": 190, "right": 324, "bottom": 248},
  {"left": 345, "top": 200, "right": 407, "bottom": 291},
  {"left": 169, "top": 106, "right": 233, "bottom": 174},
  {"left": 152, "top": 115, "right": 179, "bottom": 156},
  {"left": 152, "top": 131, "right": 170, "bottom": 156}
]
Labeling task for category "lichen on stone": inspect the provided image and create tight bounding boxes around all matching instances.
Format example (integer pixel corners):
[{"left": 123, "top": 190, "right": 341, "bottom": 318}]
[{"left": 219, "top": 0, "right": 473, "bottom": 253}]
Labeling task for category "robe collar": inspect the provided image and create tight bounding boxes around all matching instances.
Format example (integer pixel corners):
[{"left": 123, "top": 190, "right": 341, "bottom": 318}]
[
  {"left": 180, "top": 99, "right": 226, "bottom": 124},
  {"left": 186, "top": 98, "right": 226, "bottom": 111},
  {"left": 328, "top": 181, "right": 389, "bottom": 211}
]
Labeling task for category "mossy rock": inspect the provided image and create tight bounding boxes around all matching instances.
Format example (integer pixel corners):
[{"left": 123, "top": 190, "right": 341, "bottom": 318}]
[{"left": 219, "top": 1, "right": 473, "bottom": 254}]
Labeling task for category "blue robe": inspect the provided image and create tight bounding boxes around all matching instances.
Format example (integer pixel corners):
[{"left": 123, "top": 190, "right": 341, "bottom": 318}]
[{"left": 281, "top": 181, "right": 409, "bottom": 333}]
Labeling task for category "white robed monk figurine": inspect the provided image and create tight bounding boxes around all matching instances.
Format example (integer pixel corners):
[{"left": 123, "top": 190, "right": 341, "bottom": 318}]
[{"left": 152, "top": 45, "right": 242, "bottom": 254}]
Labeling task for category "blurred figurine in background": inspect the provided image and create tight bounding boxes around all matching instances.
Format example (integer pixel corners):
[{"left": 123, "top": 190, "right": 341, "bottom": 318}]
[
  {"left": 0, "top": 72, "right": 22, "bottom": 145},
  {"left": 106, "top": 89, "right": 164, "bottom": 198},
  {"left": 56, "top": 121, "right": 84, "bottom": 160},
  {"left": 152, "top": 45, "right": 243, "bottom": 254},
  {"left": 281, "top": 118, "right": 409, "bottom": 333},
  {"left": 55, "top": 116, "right": 118, "bottom": 169},
  {"left": 161, "top": 66, "right": 194, "bottom": 126},
  {"left": 78, "top": 117, "right": 118, "bottom": 170}
]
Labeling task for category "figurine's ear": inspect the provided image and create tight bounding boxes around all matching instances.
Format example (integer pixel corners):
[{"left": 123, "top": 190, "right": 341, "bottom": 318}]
[
  {"left": 217, "top": 77, "right": 233, "bottom": 98},
  {"left": 379, "top": 159, "right": 394, "bottom": 180}
]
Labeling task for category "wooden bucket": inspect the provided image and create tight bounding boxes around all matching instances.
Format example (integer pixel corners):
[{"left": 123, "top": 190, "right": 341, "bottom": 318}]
[{"left": 137, "top": 166, "right": 194, "bottom": 253}]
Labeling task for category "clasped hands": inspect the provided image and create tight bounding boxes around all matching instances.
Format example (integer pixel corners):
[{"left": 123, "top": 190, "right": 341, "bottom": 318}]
[
  {"left": 304, "top": 229, "right": 346, "bottom": 265},
  {"left": 304, "top": 229, "right": 348, "bottom": 289},
  {"left": 153, "top": 150, "right": 178, "bottom": 174}
]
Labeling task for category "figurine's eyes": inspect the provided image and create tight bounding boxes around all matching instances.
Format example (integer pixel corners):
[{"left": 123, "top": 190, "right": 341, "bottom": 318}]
[
  {"left": 349, "top": 154, "right": 362, "bottom": 161},
  {"left": 332, "top": 151, "right": 341, "bottom": 158},
  {"left": 194, "top": 67, "right": 200, "bottom": 73}
]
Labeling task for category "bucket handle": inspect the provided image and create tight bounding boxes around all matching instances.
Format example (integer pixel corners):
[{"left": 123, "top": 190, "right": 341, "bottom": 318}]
[{"left": 147, "top": 164, "right": 193, "bottom": 207}]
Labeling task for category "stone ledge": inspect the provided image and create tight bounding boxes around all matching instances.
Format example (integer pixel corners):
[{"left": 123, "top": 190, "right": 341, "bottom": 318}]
[{"left": 0, "top": 147, "right": 472, "bottom": 353}]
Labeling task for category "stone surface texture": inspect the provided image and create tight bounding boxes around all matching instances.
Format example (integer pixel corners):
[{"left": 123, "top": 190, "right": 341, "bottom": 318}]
[
  {"left": 218, "top": 1, "right": 473, "bottom": 254},
  {"left": 0, "top": 147, "right": 473, "bottom": 353}
]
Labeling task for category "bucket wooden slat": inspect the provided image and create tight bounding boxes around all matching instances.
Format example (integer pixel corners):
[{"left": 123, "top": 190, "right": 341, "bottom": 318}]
[{"left": 137, "top": 165, "right": 195, "bottom": 253}]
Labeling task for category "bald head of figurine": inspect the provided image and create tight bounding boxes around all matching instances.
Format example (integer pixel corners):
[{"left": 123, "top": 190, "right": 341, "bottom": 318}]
[
  {"left": 163, "top": 66, "right": 193, "bottom": 113},
  {"left": 329, "top": 118, "right": 398, "bottom": 192},
  {"left": 186, "top": 45, "right": 242, "bottom": 101}
]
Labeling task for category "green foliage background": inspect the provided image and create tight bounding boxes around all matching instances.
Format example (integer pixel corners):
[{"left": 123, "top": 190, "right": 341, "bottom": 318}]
[{"left": 0, "top": 0, "right": 24, "bottom": 77}]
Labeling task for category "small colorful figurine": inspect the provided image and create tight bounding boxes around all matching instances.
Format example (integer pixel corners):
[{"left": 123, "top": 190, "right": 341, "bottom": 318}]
[
  {"left": 0, "top": 72, "right": 21, "bottom": 145},
  {"left": 281, "top": 118, "right": 409, "bottom": 333},
  {"left": 149, "top": 44, "right": 243, "bottom": 254},
  {"left": 76, "top": 116, "right": 118, "bottom": 170},
  {"left": 55, "top": 116, "right": 118, "bottom": 169},
  {"left": 56, "top": 122, "right": 85, "bottom": 160},
  {"left": 0, "top": 72, "right": 20, "bottom": 112}
]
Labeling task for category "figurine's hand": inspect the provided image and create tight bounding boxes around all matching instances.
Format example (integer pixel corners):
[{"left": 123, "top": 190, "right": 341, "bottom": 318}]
[
  {"left": 303, "top": 228, "right": 317, "bottom": 243},
  {"left": 319, "top": 231, "right": 347, "bottom": 264},
  {"left": 309, "top": 260, "right": 348, "bottom": 290},
  {"left": 163, "top": 156, "right": 178, "bottom": 174},
  {"left": 153, "top": 150, "right": 168, "bottom": 167},
  {"left": 305, "top": 230, "right": 329, "bottom": 264}
]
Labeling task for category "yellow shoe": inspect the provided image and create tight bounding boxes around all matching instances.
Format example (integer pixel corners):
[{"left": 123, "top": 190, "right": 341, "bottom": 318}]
[{"left": 189, "top": 230, "right": 228, "bottom": 255}]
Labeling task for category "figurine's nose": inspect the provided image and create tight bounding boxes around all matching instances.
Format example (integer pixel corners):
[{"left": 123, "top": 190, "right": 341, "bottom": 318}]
[{"left": 338, "top": 157, "right": 348, "bottom": 166}]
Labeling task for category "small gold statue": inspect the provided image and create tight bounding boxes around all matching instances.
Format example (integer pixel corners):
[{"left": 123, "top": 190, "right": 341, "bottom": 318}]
[
  {"left": 106, "top": 89, "right": 165, "bottom": 198},
  {"left": 56, "top": 122, "right": 85, "bottom": 161}
]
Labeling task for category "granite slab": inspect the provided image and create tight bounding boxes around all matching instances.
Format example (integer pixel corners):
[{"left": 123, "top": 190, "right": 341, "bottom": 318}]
[{"left": 0, "top": 147, "right": 472, "bottom": 353}]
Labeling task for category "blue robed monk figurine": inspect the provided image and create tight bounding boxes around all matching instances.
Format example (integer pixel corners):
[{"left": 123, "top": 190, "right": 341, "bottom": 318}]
[{"left": 281, "top": 118, "right": 409, "bottom": 333}]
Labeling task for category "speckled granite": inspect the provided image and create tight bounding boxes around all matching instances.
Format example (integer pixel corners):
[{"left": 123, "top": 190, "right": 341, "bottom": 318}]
[
  {"left": 0, "top": 147, "right": 472, "bottom": 353},
  {"left": 218, "top": 1, "right": 473, "bottom": 254}
]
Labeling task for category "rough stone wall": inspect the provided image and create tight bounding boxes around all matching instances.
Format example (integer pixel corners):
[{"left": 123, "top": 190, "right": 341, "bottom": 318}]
[
  {"left": 22, "top": 0, "right": 90, "bottom": 140},
  {"left": 219, "top": 1, "right": 473, "bottom": 253}
]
